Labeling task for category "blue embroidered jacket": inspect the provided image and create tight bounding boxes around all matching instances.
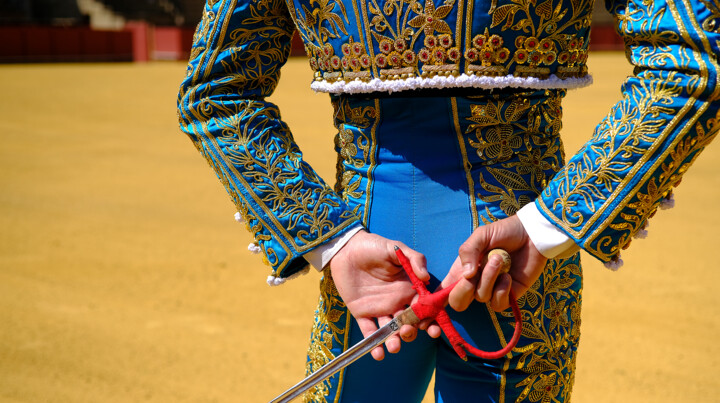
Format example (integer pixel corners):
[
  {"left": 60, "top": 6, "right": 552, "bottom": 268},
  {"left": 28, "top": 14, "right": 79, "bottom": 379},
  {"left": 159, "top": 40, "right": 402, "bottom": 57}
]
[{"left": 177, "top": 0, "right": 720, "bottom": 278}]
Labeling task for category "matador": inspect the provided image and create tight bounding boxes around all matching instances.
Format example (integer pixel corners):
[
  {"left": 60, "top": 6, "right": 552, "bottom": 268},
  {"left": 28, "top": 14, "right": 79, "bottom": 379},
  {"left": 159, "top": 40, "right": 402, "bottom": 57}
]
[{"left": 177, "top": 0, "right": 720, "bottom": 400}]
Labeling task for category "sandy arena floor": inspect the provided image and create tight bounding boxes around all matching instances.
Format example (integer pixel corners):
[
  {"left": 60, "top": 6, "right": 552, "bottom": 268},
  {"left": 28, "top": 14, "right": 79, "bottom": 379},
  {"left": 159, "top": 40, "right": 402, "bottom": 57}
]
[{"left": 0, "top": 53, "right": 718, "bottom": 402}]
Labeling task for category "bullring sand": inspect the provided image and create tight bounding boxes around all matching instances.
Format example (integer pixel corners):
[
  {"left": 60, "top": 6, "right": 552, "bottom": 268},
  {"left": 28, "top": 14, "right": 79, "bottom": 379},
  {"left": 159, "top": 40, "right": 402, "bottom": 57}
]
[{"left": 0, "top": 53, "right": 718, "bottom": 402}]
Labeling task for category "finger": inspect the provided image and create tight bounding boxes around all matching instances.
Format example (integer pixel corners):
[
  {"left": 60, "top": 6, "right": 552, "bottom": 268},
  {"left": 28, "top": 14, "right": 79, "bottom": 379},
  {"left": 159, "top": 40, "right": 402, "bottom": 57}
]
[
  {"left": 417, "top": 318, "right": 442, "bottom": 338},
  {"left": 399, "top": 324, "right": 417, "bottom": 342},
  {"left": 489, "top": 273, "right": 512, "bottom": 312},
  {"left": 386, "top": 334, "right": 402, "bottom": 354},
  {"left": 378, "top": 316, "right": 401, "bottom": 355},
  {"left": 475, "top": 254, "right": 504, "bottom": 303},
  {"left": 390, "top": 242, "right": 429, "bottom": 282},
  {"left": 417, "top": 318, "right": 434, "bottom": 331},
  {"left": 427, "top": 323, "right": 442, "bottom": 339},
  {"left": 371, "top": 345, "right": 385, "bottom": 361},
  {"left": 448, "top": 276, "right": 479, "bottom": 311},
  {"left": 357, "top": 317, "right": 385, "bottom": 361},
  {"left": 442, "top": 257, "right": 464, "bottom": 288},
  {"left": 457, "top": 227, "right": 492, "bottom": 278}
]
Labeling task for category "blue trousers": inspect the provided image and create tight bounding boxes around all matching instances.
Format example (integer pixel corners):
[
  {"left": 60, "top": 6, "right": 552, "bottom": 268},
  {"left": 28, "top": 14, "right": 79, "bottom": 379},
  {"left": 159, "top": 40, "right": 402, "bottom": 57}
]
[{"left": 304, "top": 90, "right": 582, "bottom": 403}]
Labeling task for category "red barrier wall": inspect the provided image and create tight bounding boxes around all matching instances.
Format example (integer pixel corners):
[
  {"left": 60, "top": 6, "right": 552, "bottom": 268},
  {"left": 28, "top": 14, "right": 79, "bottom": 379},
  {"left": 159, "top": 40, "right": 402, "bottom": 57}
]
[
  {"left": 124, "top": 21, "right": 151, "bottom": 62},
  {"left": 589, "top": 26, "right": 625, "bottom": 51},
  {"left": 0, "top": 24, "right": 621, "bottom": 64},
  {"left": 0, "top": 26, "right": 133, "bottom": 63},
  {"left": 154, "top": 26, "right": 185, "bottom": 60}
]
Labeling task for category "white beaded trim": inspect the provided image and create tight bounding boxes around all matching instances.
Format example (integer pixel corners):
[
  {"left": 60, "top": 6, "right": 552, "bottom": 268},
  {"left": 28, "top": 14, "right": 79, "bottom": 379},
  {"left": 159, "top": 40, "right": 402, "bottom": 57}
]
[
  {"left": 311, "top": 73, "right": 593, "bottom": 94},
  {"left": 659, "top": 193, "right": 675, "bottom": 210},
  {"left": 604, "top": 256, "right": 624, "bottom": 271},
  {"left": 232, "top": 212, "right": 311, "bottom": 286},
  {"left": 248, "top": 242, "right": 262, "bottom": 254},
  {"left": 266, "top": 265, "right": 310, "bottom": 286},
  {"left": 606, "top": 193, "right": 676, "bottom": 271},
  {"left": 634, "top": 220, "right": 650, "bottom": 240}
]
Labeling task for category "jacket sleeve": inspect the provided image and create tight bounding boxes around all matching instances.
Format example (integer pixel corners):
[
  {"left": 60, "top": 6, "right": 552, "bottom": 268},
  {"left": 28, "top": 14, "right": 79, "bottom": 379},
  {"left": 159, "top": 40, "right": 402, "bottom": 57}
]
[
  {"left": 535, "top": 0, "right": 720, "bottom": 264},
  {"left": 177, "top": 0, "right": 361, "bottom": 280}
]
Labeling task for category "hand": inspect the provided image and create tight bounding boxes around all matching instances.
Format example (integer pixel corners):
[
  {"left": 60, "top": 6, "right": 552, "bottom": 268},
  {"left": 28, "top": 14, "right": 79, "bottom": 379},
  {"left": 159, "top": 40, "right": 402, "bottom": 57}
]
[
  {"left": 329, "top": 230, "right": 429, "bottom": 360},
  {"left": 443, "top": 215, "right": 548, "bottom": 312}
]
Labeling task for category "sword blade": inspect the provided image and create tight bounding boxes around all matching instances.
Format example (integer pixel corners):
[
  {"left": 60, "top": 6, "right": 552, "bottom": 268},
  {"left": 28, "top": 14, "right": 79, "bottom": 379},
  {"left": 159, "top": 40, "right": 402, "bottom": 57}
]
[{"left": 269, "top": 307, "right": 419, "bottom": 403}]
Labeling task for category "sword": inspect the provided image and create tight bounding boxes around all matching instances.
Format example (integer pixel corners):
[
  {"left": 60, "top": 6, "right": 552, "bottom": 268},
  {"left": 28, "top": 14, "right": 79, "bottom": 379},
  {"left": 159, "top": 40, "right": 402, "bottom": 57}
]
[
  {"left": 269, "top": 248, "right": 522, "bottom": 403},
  {"left": 269, "top": 305, "right": 421, "bottom": 403}
]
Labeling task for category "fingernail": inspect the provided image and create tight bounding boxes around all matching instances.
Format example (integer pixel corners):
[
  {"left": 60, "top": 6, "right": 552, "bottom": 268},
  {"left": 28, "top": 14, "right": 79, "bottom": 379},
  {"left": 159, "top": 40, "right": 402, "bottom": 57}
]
[{"left": 463, "top": 263, "right": 474, "bottom": 277}]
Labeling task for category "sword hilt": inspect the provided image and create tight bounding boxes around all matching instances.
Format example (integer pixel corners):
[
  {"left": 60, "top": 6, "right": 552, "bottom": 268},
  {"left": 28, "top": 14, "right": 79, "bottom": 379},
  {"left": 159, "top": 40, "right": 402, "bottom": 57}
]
[{"left": 395, "top": 247, "right": 522, "bottom": 361}]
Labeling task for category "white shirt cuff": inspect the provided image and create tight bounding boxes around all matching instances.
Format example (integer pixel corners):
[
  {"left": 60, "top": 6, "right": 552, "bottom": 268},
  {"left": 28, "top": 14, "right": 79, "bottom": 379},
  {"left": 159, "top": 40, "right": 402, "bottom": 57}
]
[
  {"left": 303, "top": 224, "right": 364, "bottom": 271},
  {"left": 517, "top": 202, "right": 580, "bottom": 259}
]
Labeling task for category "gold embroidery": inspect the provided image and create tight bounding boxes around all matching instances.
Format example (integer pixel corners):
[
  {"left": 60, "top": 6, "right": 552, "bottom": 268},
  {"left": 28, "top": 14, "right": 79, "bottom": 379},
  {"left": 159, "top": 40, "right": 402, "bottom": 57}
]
[
  {"left": 341, "top": 38, "right": 373, "bottom": 80},
  {"left": 502, "top": 258, "right": 582, "bottom": 403},
  {"left": 478, "top": 172, "right": 534, "bottom": 216},
  {"left": 465, "top": 29, "right": 511, "bottom": 76},
  {"left": 418, "top": 33, "right": 462, "bottom": 77},
  {"left": 304, "top": 273, "right": 350, "bottom": 403},
  {"left": 300, "top": 0, "right": 349, "bottom": 43},
  {"left": 478, "top": 0, "right": 592, "bottom": 78},
  {"left": 467, "top": 97, "right": 531, "bottom": 161},
  {"left": 304, "top": 98, "right": 381, "bottom": 402},
  {"left": 535, "top": 0, "right": 719, "bottom": 261},
  {"left": 457, "top": 93, "right": 578, "bottom": 399},
  {"left": 368, "top": 0, "right": 460, "bottom": 78},
  {"left": 296, "top": 0, "right": 351, "bottom": 80},
  {"left": 180, "top": 0, "right": 362, "bottom": 276},
  {"left": 614, "top": 2, "right": 683, "bottom": 70},
  {"left": 408, "top": 0, "right": 455, "bottom": 35},
  {"left": 212, "top": 102, "right": 355, "bottom": 246},
  {"left": 293, "top": 0, "right": 594, "bottom": 85},
  {"left": 611, "top": 108, "right": 720, "bottom": 237},
  {"left": 466, "top": 91, "right": 564, "bottom": 217},
  {"left": 333, "top": 98, "right": 378, "bottom": 210},
  {"left": 548, "top": 76, "right": 681, "bottom": 231},
  {"left": 699, "top": 0, "right": 720, "bottom": 33}
]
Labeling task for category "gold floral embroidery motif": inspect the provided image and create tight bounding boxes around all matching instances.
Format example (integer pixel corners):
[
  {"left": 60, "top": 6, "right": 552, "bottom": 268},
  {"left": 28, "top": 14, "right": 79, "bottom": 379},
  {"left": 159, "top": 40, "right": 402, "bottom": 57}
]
[
  {"left": 295, "top": 0, "right": 350, "bottom": 80},
  {"left": 529, "top": 0, "right": 720, "bottom": 262},
  {"left": 466, "top": 91, "right": 564, "bottom": 218},
  {"left": 612, "top": 1, "right": 683, "bottom": 70},
  {"left": 609, "top": 107, "right": 720, "bottom": 245},
  {"left": 298, "top": 0, "right": 349, "bottom": 44},
  {"left": 417, "top": 33, "right": 462, "bottom": 77},
  {"left": 501, "top": 257, "right": 582, "bottom": 403},
  {"left": 548, "top": 75, "right": 680, "bottom": 234},
  {"left": 462, "top": 92, "right": 579, "bottom": 401},
  {"left": 478, "top": 172, "right": 535, "bottom": 217},
  {"left": 192, "top": 138, "right": 271, "bottom": 267},
  {"left": 467, "top": 97, "right": 532, "bottom": 161},
  {"left": 699, "top": 0, "right": 720, "bottom": 33},
  {"left": 291, "top": 0, "right": 595, "bottom": 84},
  {"left": 303, "top": 272, "right": 350, "bottom": 403},
  {"left": 216, "top": 101, "right": 355, "bottom": 248},
  {"left": 340, "top": 38, "right": 374, "bottom": 80},
  {"left": 311, "top": 38, "right": 374, "bottom": 82},
  {"left": 368, "top": 0, "right": 460, "bottom": 78},
  {"left": 375, "top": 37, "right": 419, "bottom": 79},
  {"left": 181, "top": 0, "right": 363, "bottom": 274},
  {"left": 466, "top": 29, "right": 511, "bottom": 76},
  {"left": 332, "top": 97, "right": 379, "bottom": 224},
  {"left": 480, "top": 0, "right": 592, "bottom": 79}
]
